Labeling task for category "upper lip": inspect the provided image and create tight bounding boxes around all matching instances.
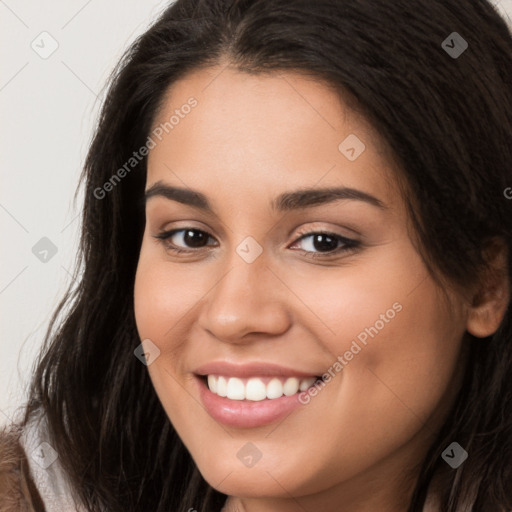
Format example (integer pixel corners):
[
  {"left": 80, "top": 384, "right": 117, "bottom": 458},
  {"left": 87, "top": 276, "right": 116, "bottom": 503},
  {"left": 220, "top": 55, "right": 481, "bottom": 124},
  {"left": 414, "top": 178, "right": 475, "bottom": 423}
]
[{"left": 194, "top": 361, "right": 320, "bottom": 378}]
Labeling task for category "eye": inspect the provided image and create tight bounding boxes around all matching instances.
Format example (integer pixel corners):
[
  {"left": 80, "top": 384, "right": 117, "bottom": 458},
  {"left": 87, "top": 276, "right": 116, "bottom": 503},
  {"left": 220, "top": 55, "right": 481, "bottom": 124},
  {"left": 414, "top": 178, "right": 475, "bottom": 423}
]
[
  {"left": 153, "top": 228, "right": 217, "bottom": 253},
  {"left": 153, "top": 227, "right": 360, "bottom": 259},
  {"left": 288, "top": 230, "right": 360, "bottom": 258}
]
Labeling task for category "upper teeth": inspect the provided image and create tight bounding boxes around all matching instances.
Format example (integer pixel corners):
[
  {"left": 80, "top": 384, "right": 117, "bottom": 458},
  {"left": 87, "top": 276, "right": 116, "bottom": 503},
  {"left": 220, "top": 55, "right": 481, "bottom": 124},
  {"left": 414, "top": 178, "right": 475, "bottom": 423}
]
[{"left": 207, "top": 375, "right": 317, "bottom": 401}]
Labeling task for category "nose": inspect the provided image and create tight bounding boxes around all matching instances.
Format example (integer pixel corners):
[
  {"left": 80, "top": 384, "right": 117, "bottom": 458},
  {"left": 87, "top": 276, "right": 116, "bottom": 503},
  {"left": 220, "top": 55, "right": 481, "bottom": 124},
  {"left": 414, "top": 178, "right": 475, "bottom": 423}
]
[{"left": 197, "top": 250, "right": 292, "bottom": 344}]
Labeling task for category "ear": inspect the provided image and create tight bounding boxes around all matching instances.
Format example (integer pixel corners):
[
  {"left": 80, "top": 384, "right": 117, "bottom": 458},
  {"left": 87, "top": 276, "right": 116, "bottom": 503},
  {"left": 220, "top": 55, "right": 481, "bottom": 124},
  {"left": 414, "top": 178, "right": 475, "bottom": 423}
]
[{"left": 466, "top": 238, "right": 510, "bottom": 338}]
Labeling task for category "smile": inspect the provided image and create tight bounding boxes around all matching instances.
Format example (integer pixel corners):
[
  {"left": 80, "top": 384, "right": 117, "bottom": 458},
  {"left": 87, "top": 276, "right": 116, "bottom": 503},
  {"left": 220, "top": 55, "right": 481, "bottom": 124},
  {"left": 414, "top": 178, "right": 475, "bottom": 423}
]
[
  {"left": 193, "top": 361, "right": 324, "bottom": 427},
  {"left": 206, "top": 375, "right": 318, "bottom": 401}
]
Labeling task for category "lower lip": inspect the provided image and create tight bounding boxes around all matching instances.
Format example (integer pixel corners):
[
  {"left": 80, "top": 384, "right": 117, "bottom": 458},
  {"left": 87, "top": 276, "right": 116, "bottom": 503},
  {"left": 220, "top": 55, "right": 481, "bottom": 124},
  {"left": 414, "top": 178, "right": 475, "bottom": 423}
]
[{"left": 196, "top": 376, "right": 307, "bottom": 428}]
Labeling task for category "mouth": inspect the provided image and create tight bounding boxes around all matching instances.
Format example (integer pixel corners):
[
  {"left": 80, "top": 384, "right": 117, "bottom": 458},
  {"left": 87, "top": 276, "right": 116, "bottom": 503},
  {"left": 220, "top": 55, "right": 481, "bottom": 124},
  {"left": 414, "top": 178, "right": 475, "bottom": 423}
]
[
  {"left": 199, "top": 374, "right": 321, "bottom": 401},
  {"left": 193, "top": 362, "right": 325, "bottom": 428}
]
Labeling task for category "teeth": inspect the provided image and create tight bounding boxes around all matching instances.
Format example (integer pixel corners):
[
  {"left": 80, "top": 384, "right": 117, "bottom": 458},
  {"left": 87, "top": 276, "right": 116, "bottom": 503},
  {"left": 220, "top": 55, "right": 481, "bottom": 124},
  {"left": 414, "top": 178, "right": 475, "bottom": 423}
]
[
  {"left": 246, "top": 378, "right": 267, "bottom": 401},
  {"left": 226, "top": 377, "right": 245, "bottom": 400},
  {"left": 207, "top": 375, "right": 217, "bottom": 394},
  {"left": 283, "top": 377, "right": 300, "bottom": 396},
  {"left": 206, "top": 375, "right": 317, "bottom": 401},
  {"left": 299, "top": 378, "right": 314, "bottom": 391},
  {"left": 217, "top": 376, "right": 228, "bottom": 397},
  {"left": 266, "top": 378, "right": 283, "bottom": 399}
]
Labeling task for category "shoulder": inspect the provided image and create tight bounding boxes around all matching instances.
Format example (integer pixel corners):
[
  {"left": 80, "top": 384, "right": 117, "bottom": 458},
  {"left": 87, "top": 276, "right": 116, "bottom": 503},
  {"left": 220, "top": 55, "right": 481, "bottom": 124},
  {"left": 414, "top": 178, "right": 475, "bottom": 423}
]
[
  {"left": 14, "top": 412, "right": 90, "bottom": 512},
  {"left": 0, "top": 424, "right": 46, "bottom": 512}
]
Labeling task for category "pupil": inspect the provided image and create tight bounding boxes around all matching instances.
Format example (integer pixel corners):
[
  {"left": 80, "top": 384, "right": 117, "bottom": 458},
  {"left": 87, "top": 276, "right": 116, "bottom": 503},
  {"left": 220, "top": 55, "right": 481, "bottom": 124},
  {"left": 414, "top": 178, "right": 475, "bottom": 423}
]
[
  {"left": 185, "top": 230, "right": 207, "bottom": 247},
  {"left": 313, "top": 234, "right": 337, "bottom": 252}
]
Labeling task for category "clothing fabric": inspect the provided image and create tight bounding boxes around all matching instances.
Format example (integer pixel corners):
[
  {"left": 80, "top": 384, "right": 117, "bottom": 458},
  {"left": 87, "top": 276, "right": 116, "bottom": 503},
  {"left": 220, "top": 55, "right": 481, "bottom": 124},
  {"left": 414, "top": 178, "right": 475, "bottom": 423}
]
[{"left": 18, "top": 413, "right": 86, "bottom": 512}]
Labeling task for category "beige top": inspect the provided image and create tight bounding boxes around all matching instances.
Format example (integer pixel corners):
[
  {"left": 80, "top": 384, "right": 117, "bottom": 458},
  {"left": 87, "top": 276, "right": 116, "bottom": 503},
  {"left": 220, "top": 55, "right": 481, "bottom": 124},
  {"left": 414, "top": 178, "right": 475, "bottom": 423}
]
[{"left": 18, "top": 413, "right": 87, "bottom": 512}]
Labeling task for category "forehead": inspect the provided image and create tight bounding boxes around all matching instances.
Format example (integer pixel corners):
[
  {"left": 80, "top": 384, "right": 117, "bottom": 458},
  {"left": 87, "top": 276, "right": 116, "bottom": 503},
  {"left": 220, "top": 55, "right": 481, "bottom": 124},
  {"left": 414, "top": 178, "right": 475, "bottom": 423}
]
[{"left": 146, "top": 66, "right": 401, "bottom": 213}]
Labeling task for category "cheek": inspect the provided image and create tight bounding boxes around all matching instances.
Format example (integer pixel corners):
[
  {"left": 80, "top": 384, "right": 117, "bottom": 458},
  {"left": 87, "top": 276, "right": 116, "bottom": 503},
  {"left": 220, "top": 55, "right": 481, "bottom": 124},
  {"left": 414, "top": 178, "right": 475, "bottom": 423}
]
[
  {"left": 319, "top": 271, "right": 465, "bottom": 455},
  {"left": 280, "top": 249, "right": 411, "bottom": 352},
  {"left": 133, "top": 251, "right": 201, "bottom": 418},
  {"left": 134, "top": 249, "right": 201, "bottom": 341},
  {"left": 292, "top": 247, "right": 465, "bottom": 435},
  {"left": 368, "top": 285, "right": 464, "bottom": 415}
]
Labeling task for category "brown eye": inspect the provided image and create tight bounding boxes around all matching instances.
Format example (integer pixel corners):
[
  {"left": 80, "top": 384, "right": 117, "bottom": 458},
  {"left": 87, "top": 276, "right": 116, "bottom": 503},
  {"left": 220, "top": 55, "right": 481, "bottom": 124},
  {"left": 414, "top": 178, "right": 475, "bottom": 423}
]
[
  {"left": 289, "top": 231, "right": 360, "bottom": 259},
  {"left": 178, "top": 229, "right": 210, "bottom": 248},
  {"left": 154, "top": 228, "right": 217, "bottom": 253}
]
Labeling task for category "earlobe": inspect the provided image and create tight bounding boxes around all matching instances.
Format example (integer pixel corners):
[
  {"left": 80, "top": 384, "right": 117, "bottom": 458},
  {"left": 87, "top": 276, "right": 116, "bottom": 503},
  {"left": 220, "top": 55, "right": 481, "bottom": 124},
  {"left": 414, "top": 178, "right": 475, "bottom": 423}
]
[
  {"left": 466, "top": 301, "right": 508, "bottom": 338},
  {"left": 466, "top": 239, "right": 510, "bottom": 339}
]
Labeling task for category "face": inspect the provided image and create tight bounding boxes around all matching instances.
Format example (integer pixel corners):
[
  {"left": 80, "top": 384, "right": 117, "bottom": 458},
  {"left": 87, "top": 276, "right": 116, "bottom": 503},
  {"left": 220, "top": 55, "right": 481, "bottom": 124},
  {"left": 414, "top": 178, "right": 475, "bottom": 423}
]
[{"left": 134, "top": 66, "right": 469, "bottom": 510}]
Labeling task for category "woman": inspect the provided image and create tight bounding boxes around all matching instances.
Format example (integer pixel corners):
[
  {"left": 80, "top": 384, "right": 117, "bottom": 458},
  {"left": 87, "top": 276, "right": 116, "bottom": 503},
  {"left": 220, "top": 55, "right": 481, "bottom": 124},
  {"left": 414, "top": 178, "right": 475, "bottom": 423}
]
[{"left": 2, "top": 0, "right": 512, "bottom": 510}]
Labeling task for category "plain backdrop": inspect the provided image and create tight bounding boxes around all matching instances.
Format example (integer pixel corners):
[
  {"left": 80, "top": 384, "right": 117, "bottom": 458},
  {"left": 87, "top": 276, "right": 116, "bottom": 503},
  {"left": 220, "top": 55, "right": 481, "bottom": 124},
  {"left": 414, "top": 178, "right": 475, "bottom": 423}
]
[{"left": 1, "top": 0, "right": 512, "bottom": 427}]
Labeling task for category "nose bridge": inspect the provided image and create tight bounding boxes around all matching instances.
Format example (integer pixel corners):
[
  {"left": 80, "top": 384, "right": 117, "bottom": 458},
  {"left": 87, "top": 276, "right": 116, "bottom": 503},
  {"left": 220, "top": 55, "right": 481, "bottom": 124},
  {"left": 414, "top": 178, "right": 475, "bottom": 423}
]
[
  {"left": 220, "top": 258, "right": 257, "bottom": 304},
  {"left": 198, "top": 242, "right": 291, "bottom": 341}
]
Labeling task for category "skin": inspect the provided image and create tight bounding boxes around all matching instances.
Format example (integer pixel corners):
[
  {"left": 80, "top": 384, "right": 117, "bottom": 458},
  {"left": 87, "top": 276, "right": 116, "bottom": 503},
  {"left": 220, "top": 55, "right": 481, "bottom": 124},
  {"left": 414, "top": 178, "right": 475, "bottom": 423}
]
[{"left": 133, "top": 64, "right": 509, "bottom": 512}]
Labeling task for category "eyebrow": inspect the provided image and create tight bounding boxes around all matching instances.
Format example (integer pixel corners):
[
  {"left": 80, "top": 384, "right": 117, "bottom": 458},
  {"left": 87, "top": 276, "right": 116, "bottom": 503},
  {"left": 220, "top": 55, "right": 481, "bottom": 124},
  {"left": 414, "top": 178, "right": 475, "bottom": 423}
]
[{"left": 144, "top": 180, "right": 386, "bottom": 212}]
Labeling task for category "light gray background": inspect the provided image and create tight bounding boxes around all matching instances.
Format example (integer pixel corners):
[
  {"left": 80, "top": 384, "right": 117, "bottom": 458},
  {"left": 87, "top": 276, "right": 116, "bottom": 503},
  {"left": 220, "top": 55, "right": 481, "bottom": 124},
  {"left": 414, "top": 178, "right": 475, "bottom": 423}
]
[{"left": 1, "top": 0, "right": 512, "bottom": 427}]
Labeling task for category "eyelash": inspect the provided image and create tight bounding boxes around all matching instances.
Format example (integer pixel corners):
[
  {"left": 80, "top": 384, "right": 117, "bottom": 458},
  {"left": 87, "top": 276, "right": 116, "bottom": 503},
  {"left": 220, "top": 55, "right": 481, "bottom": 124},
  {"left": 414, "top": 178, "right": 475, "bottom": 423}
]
[{"left": 153, "top": 227, "right": 361, "bottom": 260}]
